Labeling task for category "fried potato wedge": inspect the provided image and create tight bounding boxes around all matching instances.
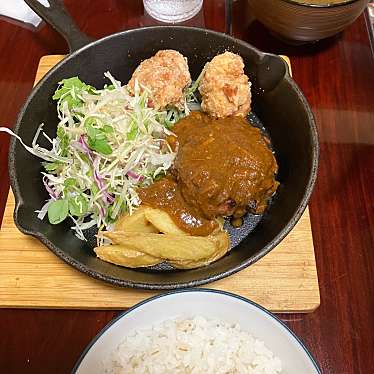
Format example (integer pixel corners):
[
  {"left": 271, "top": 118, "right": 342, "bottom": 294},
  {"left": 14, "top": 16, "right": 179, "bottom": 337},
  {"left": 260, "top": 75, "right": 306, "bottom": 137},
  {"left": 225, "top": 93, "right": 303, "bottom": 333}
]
[
  {"left": 101, "top": 231, "right": 217, "bottom": 261},
  {"left": 115, "top": 207, "right": 158, "bottom": 233},
  {"left": 210, "top": 230, "right": 231, "bottom": 255},
  {"left": 170, "top": 230, "right": 230, "bottom": 269},
  {"left": 144, "top": 207, "right": 188, "bottom": 235},
  {"left": 94, "top": 245, "right": 162, "bottom": 268},
  {"left": 99, "top": 206, "right": 230, "bottom": 269}
]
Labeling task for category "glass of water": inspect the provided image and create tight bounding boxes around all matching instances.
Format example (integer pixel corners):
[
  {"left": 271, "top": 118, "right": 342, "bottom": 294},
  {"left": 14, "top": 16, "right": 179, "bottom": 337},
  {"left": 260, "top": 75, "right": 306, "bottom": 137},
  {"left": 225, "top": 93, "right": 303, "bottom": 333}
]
[{"left": 143, "top": 0, "right": 203, "bottom": 23}]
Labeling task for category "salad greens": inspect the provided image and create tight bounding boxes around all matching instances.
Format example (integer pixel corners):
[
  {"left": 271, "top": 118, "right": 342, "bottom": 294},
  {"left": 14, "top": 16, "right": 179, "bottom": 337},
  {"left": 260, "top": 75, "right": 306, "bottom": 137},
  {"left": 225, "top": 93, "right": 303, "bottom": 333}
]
[{"left": 1, "top": 72, "right": 199, "bottom": 240}]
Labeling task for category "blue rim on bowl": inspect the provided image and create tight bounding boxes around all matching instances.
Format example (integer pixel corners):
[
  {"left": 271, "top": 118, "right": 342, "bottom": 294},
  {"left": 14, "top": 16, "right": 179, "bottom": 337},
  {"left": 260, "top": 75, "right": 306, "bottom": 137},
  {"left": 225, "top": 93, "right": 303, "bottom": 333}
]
[{"left": 72, "top": 289, "right": 321, "bottom": 373}]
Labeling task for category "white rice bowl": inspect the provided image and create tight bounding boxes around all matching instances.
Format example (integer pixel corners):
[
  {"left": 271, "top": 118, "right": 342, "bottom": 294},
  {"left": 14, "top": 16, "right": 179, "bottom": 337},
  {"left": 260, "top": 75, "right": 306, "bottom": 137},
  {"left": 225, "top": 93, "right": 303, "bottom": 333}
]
[
  {"left": 74, "top": 290, "right": 320, "bottom": 374},
  {"left": 107, "top": 316, "right": 282, "bottom": 373}
]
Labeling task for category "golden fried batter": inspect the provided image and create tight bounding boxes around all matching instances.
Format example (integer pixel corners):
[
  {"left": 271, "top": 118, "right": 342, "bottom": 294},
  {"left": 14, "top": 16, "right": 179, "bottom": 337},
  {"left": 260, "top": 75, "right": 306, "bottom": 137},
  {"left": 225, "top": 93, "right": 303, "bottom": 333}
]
[
  {"left": 127, "top": 50, "right": 191, "bottom": 110},
  {"left": 199, "top": 52, "right": 251, "bottom": 118}
]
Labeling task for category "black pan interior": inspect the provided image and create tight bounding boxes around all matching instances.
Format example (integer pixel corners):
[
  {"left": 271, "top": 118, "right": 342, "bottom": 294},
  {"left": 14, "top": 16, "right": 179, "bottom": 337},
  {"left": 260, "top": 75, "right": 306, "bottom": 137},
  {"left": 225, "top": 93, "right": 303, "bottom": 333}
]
[{"left": 9, "top": 27, "right": 318, "bottom": 289}]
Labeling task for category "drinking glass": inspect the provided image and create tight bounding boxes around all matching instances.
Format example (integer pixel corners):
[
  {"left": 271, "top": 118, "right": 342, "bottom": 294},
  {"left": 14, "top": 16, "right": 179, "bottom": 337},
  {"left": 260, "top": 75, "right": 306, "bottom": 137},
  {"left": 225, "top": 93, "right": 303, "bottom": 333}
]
[{"left": 143, "top": 0, "right": 203, "bottom": 23}]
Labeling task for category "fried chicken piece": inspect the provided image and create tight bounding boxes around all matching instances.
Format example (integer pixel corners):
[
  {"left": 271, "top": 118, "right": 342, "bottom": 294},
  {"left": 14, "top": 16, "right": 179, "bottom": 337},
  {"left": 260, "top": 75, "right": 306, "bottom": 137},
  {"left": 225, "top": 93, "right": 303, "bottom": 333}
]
[
  {"left": 199, "top": 52, "right": 251, "bottom": 118},
  {"left": 127, "top": 50, "right": 191, "bottom": 110}
]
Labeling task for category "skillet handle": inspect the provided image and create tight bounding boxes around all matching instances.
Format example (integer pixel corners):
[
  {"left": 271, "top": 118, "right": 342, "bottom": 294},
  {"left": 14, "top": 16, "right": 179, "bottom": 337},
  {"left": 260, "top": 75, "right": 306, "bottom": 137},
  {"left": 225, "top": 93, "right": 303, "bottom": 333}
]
[
  {"left": 24, "top": 0, "right": 93, "bottom": 52},
  {"left": 225, "top": 0, "right": 232, "bottom": 35}
]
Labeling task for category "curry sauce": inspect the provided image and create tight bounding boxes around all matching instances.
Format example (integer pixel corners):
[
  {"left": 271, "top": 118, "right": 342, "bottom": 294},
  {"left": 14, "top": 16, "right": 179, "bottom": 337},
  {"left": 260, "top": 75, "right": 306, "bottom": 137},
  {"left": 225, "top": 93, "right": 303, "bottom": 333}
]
[
  {"left": 139, "top": 112, "right": 279, "bottom": 236},
  {"left": 139, "top": 176, "right": 218, "bottom": 236}
]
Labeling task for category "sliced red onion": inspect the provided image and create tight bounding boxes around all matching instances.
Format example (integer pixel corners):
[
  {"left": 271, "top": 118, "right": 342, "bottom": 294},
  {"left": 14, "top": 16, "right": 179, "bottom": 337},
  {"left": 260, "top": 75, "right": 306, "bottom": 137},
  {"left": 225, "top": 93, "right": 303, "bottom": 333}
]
[
  {"left": 94, "top": 169, "right": 110, "bottom": 202},
  {"left": 79, "top": 138, "right": 109, "bottom": 201},
  {"left": 105, "top": 193, "right": 115, "bottom": 204},
  {"left": 93, "top": 157, "right": 114, "bottom": 204},
  {"left": 127, "top": 170, "right": 144, "bottom": 182},
  {"left": 71, "top": 141, "right": 85, "bottom": 152},
  {"left": 78, "top": 139, "right": 115, "bottom": 205},
  {"left": 93, "top": 168, "right": 105, "bottom": 190},
  {"left": 99, "top": 206, "right": 106, "bottom": 220},
  {"left": 79, "top": 135, "right": 94, "bottom": 162},
  {"left": 42, "top": 176, "right": 59, "bottom": 200}
]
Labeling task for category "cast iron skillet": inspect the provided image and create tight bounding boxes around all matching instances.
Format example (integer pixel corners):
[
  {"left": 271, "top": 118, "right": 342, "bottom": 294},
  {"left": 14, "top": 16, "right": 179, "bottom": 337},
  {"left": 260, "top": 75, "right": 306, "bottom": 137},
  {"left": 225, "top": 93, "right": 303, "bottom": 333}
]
[{"left": 9, "top": 0, "right": 319, "bottom": 289}]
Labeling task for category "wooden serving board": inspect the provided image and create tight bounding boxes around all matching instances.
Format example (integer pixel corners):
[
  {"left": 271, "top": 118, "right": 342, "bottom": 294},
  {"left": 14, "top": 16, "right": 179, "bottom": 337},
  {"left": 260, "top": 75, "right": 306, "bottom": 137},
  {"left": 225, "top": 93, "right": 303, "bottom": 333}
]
[{"left": 0, "top": 55, "right": 319, "bottom": 312}]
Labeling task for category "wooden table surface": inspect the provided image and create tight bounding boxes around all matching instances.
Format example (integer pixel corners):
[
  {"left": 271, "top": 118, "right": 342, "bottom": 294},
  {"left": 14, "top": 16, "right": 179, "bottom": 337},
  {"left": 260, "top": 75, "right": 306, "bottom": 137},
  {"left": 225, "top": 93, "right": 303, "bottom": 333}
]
[{"left": 0, "top": 0, "right": 373, "bottom": 373}]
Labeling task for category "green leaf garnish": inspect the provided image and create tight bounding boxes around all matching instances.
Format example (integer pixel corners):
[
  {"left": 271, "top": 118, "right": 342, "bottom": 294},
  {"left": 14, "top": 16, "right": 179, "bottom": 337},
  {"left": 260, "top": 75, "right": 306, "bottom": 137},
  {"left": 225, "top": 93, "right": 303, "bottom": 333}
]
[
  {"left": 88, "top": 137, "right": 112, "bottom": 155},
  {"left": 102, "top": 125, "right": 114, "bottom": 134},
  {"left": 68, "top": 195, "right": 88, "bottom": 217},
  {"left": 47, "top": 199, "right": 69, "bottom": 225},
  {"left": 42, "top": 161, "right": 61, "bottom": 172},
  {"left": 127, "top": 122, "right": 138, "bottom": 141},
  {"left": 154, "top": 171, "right": 166, "bottom": 181},
  {"left": 104, "top": 84, "right": 115, "bottom": 90},
  {"left": 85, "top": 122, "right": 98, "bottom": 140},
  {"left": 90, "top": 182, "right": 99, "bottom": 196},
  {"left": 53, "top": 77, "right": 94, "bottom": 109},
  {"left": 84, "top": 119, "right": 112, "bottom": 155},
  {"left": 63, "top": 178, "right": 76, "bottom": 189},
  {"left": 56, "top": 126, "right": 69, "bottom": 157}
]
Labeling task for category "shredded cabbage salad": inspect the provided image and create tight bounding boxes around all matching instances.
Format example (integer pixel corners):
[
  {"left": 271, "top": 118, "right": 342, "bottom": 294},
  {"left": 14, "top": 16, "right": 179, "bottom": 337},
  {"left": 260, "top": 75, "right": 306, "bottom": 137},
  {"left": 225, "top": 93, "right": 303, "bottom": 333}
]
[{"left": 1, "top": 72, "right": 200, "bottom": 240}]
